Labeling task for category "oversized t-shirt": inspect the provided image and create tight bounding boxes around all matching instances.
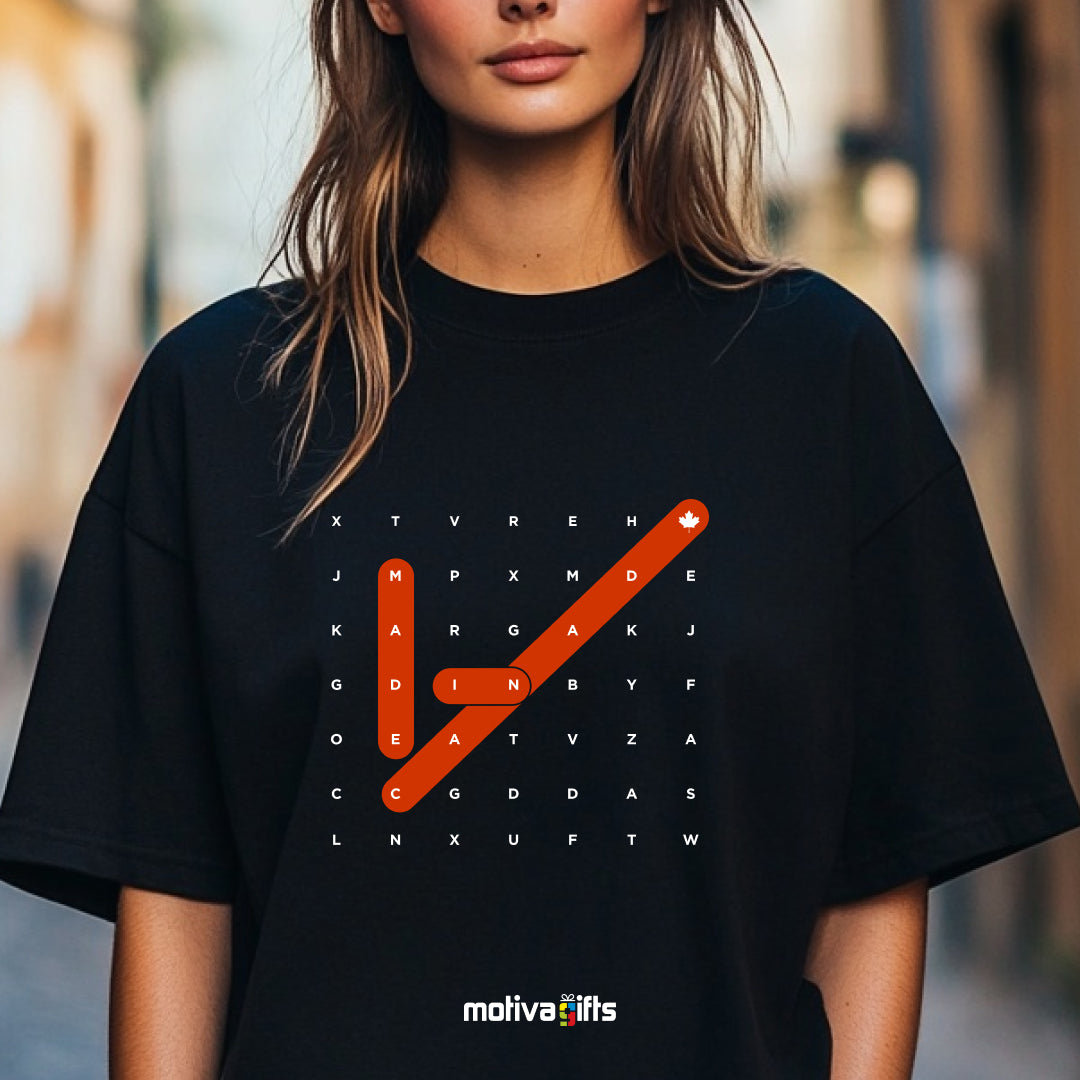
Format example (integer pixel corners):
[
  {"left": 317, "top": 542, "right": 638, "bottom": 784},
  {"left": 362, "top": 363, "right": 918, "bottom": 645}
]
[{"left": 1, "top": 249, "right": 1078, "bottom": 1079}]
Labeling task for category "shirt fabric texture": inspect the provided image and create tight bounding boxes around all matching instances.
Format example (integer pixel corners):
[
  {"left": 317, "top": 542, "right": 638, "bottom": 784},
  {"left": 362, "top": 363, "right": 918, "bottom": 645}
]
[{"left": 1, "top": 249, "right": 1078, "bottom": 1079}]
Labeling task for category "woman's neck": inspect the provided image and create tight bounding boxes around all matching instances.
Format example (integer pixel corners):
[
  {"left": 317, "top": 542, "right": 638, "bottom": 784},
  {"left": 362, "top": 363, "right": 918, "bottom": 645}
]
[{"left": 416, "top": 116, "right": 666, "bottom": 293}]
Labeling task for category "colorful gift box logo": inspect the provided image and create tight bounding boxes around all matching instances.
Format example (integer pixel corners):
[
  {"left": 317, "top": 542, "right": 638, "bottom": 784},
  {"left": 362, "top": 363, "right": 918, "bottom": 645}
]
[{"left": 559, "top": 993, "right": 576, "bottom": 1027}]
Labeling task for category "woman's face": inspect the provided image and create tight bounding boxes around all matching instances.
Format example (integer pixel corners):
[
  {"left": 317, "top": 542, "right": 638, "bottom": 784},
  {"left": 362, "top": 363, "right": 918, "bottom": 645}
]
[{"left": 365, "top": 0, "right": 670, "bottom": 139}]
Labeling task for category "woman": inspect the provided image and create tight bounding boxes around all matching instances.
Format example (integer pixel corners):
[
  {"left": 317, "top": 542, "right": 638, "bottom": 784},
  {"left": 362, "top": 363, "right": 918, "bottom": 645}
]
[{"left": 1, "top": 1, "right": 1078, "bottom": 1077}]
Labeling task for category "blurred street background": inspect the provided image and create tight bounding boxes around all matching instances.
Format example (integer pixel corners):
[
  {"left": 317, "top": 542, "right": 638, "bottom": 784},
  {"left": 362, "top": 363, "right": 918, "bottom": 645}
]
[{"left": 2, "top": 0, "right": 1080, "bottom": 1076}]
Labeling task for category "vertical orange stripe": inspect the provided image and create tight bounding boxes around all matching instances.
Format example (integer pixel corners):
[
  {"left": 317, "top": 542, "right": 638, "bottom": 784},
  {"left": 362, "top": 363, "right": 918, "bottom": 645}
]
[{"left": 378, "top": 558, "right": 414, "bottom": 758}]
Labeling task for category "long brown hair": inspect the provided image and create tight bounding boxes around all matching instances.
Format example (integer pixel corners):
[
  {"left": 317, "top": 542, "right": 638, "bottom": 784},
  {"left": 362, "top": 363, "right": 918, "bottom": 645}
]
[{"left": 257, "top": 0, "right": 801, "bottom": 546}]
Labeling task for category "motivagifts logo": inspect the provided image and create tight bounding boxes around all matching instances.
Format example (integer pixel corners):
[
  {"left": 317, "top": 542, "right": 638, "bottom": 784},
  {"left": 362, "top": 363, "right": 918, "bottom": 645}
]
[{"left": 463, "top": 993, "right": 616, "bottom": 1024}]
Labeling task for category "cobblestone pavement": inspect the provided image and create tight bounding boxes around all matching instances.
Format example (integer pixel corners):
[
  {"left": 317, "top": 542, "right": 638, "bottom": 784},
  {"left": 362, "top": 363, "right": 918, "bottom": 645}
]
[{"left": 2, "top": 667, "right": 1079, "bottom": 1079}]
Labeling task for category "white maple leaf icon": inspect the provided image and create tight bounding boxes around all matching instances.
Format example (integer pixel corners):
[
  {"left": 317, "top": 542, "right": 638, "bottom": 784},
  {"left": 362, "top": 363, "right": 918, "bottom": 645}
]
[{"left": 678, "top": 510, "right": 700, "bottom": 530}]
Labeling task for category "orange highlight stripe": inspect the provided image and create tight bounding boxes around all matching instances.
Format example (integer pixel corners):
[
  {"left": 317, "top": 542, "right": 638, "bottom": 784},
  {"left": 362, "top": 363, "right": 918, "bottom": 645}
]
[
  {"left": 382, "top": 499, "right": 708, "bottom": 810},
  {"left": 378, "top": 558, "right": 414, "bottom": 758},
  {"left": 432, "top": 667, "right": 532, "bottom": 705}
]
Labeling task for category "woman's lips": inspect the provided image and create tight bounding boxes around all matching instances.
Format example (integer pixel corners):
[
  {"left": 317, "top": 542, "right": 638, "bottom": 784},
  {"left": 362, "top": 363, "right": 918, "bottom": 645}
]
[
  {"left": 487, "top": 52, "right": 581, "bottom": 83},
  {"left": 485, "top": 44, "right": 583, "bottom": 85}
]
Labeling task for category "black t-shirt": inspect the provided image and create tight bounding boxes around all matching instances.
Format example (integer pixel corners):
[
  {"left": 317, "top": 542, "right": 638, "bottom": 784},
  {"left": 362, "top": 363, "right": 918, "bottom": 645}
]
[{"left": 1, "top": 250, "right": 1078, "bottom": 1079}]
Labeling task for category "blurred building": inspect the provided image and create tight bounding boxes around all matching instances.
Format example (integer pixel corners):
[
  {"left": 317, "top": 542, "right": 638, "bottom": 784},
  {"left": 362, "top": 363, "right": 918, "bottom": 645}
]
[
  {"left": 154, "top": 0, "right": 311, "bottom": 320},
  {"left": 929, "top": 0, "right": 1080, "bottom": 986},
  {"left": 759, "top": 0, "right": 1080, "bottom": 996},
  {"left": 0, "top": 0, "right": 309, "bottom": 664},
  {"left": 0, "top": 0, "right": 143, "bottom": 659}
]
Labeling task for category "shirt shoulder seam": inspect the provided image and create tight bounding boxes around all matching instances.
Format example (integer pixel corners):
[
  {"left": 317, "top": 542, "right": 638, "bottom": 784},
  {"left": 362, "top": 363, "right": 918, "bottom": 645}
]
[
  {"left": 852, "top": 453, "right": 963, "bottom": 555},
  {"left": 84, "top": 486, "right": 190, "bottom": 565}
]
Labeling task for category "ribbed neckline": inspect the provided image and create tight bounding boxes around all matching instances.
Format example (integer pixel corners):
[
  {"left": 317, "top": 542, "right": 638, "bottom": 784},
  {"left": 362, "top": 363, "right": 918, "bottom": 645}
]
[{"left": 402, "top": 249, "right": 687, "bottom": 341}]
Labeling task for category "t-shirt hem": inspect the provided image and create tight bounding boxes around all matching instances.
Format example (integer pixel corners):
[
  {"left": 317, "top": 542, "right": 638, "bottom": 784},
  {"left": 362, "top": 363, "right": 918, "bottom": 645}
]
[
  {"left": 0, "top": 816, "right": 237, "bottom": 922},
  {"left": 820, "top": 785, "right": 1080, "bottom": 906}
]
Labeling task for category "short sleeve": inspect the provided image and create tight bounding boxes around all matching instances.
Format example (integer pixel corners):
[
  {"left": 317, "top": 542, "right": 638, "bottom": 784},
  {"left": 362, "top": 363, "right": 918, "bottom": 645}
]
[
  {"left": 822, "top": 308, "right": 1080, "bottom": 906},
  {"left": 0, "top": 339, "right": 238, "bottom": 922}
]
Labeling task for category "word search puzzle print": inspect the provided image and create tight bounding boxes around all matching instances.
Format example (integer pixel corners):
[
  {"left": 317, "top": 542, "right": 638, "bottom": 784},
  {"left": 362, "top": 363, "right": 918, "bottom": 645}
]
[{"left": 324, "top": 497, "right": 711, "bottom": 851}]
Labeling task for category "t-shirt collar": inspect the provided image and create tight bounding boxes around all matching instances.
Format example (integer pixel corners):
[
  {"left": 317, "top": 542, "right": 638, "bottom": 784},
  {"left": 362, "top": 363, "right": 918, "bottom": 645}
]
[{"left": 401, "top": 248, "right": 686, "bottom": 341}]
